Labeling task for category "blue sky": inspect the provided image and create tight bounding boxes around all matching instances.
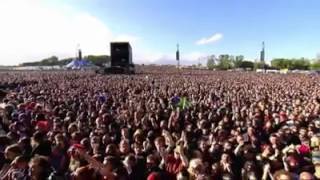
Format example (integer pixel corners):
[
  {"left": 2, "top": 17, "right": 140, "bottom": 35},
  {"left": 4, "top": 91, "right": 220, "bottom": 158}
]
[{"left": 1, "top": 0, "right": 320, "bottom": 65}]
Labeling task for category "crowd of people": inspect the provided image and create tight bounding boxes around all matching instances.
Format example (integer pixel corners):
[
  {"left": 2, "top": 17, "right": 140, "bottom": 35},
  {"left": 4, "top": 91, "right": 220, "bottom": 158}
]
[{"left": 0, "top": 68, "right": 320, "bottom": 180}]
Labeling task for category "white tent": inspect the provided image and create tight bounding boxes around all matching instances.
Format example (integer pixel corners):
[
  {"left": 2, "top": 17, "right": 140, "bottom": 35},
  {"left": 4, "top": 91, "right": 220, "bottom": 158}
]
[{"left": 65, "top": 59, "right": 97, "bottom": 70}]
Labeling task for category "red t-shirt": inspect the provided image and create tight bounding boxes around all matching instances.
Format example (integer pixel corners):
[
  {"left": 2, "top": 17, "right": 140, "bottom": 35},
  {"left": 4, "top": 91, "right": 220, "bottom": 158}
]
[{"left": 165, "top": 155, "right": 184, "bottom": 177}]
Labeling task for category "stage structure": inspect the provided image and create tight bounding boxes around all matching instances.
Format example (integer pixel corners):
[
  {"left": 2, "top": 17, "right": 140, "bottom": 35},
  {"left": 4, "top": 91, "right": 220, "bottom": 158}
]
[
  {"left": 97, "top": 42, "right": 135, "bottom": 74},
  {"left": 260, "top": 41, "right": 265, "bottom": 63},
  {"left": 176, "top": 44, "right": 180, "bottom": 68}
]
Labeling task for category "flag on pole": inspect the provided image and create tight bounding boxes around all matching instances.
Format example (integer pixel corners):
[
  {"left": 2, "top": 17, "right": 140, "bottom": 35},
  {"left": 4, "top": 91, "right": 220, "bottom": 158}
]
[{"left": 178, "top": 97, "right": 191, "bottom": 110}]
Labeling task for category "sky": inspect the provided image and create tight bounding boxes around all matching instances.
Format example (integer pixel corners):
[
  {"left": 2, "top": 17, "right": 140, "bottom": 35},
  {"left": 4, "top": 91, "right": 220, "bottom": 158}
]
[{"left": 0, "top": 0, "right": 320, "bottom": 65}]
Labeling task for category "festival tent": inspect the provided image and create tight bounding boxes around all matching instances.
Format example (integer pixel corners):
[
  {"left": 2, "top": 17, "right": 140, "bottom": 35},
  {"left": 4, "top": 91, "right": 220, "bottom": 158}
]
[{"left": 65, "top": 59, "right": 97, "bottom": 70}]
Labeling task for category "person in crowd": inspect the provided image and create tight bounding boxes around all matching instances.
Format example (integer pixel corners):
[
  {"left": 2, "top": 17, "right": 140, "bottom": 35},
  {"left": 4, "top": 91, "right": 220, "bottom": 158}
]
[
  {"left": 28, "top": 156, "right": 52, "bottom": 180},
  {"left": 299, "top": 171, "right": 315, "bottom": 180},
  {"left": 0, "top": 144, "right": 23, "bottom": 178},
  {"left": 4, "top": 156, "right": 29, "bottom": 180}
]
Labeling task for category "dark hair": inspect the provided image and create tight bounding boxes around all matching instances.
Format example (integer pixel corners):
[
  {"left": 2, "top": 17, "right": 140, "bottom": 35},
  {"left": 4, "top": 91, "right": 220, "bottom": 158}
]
[
  {"left": 13, "top": 155, "right": 29, "bottom": 164},
  {"left": 32, "top": 131, "right": 44, "bottom": 143},
  {"left": 126, "top": 154, "right": 136, "bottom": 162},
  {"left": 147, "top": 154, "right": 159, "bottom": 165},
  {"left": 0, "top": 135, "right": 10, "bottom": 146},
  {"left": 93, "top": 154, "right": 103, "bottom": 163},
  {"left": 30, "top": 156, "right": 52, "bottom": 178},
  {"left": 103, "top": 156, "right": 118, "bottom": 169},
  {"left": 105, "top": 144, "right": 118, "bottom": 156},
  {"left": 30, "top": 156, "right": 50, "bottom": 167},
  {"left": 178, "top": 169, "right": 189, "bottom": 178},
  {"left": 0, "top": 89, "right": 7, "bottom": 99},
  {"left": 71, "top": 131, "right": 82, "bottom": 142},
  {"left": 5, "top": 144, "right": 22, "bottom": 160}
]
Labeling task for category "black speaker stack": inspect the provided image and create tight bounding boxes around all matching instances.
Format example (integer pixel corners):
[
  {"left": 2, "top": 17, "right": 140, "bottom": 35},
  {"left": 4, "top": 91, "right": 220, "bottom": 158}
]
[{"left": 97, "top": 42, "right": 135, "bottom": 74}]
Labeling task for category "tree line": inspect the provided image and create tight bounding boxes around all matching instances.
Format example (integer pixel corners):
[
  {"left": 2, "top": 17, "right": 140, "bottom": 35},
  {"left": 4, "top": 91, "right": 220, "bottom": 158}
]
[
  {"left": 206, "top": 55, "right": 255, "bottom": 70},
  {"left": 20, "top": 55, "right": 111, "bottom": 67},
  {"left": 205, "top": 55, "right": 320, "bottom": 70},
  {"left": 20, "top": 54, "right": 320, "bottom": 71}
]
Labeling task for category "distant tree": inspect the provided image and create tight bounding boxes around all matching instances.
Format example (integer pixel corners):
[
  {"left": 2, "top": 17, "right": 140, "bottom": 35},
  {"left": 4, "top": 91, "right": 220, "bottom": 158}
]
[
  {"left": 311, "top": 60, "right": 320, "bottom": 70},
  {"left": 85, "top": 55, "right": 110, "bottom": 66},
  {"left": 239, "top": 60, "right": 254, "bottom": 69},
  {"left": 20, "top": 55, "right": 110, "bottom": 67},
  {"left": 254, "top": 61, "right": 268, "bottom": 69},
  {"left": 271, "top": 58, "right": 310, "bottom": 70},
  {"left": 206, "top": 54, "right": 246, "bottom": 70},
  {"left": 229, "top": 55, "right": 235, "bottom": 68},
  {"left": 291, "top": 58, "right": 310, "bottom": 70},
  {"left": 216, "top": 54, "right": 232, "bottom": 70},
  {"left": 41, "top": 56, "right": 58, "bottom": 65},
  {"left": 20, "top": 61, "right": 38, "bottom": 66},
  {"left": 21, "top": 56, "right": 58, "bottom": 66},
  {"left": 58, "top": 58, "right": 73, "bottom": 66},
  {"left": 206, "top": 55, "right": 216, "bottom": 70},
  {"left": 271, "top": 58, "right": 288, "bottom": 69},
  {"left": 233, "top": 55, "right": 244, "bottom": 68}
]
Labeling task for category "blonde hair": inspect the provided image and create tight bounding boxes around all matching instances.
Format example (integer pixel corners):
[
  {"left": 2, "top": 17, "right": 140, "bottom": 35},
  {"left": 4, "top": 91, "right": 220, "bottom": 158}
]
[{"left": 188, "top": 158, "right": 203, "bottom": 176}]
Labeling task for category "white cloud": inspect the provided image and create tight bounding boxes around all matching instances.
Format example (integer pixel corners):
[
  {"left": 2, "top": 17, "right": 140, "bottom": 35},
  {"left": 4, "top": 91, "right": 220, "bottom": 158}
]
[
  {"left": 196, "top": 33, "right": 223, "bottom": 45},
  {"left": 0, "top": 0, "right": 211, "bottom": 66},
  {"left": 0, "top": 0, "right": 139, "bottom": 65}
]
